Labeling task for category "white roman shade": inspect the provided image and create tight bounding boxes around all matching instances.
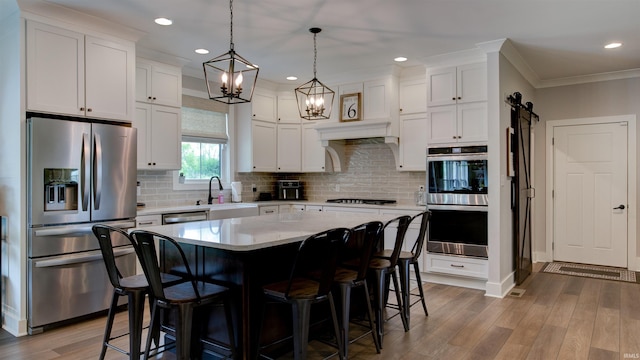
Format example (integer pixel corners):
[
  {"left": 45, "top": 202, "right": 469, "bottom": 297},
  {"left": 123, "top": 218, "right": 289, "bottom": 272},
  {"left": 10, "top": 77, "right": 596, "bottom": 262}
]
[{"left": 181, "top": 95, "right": 228, "bottom": 142}]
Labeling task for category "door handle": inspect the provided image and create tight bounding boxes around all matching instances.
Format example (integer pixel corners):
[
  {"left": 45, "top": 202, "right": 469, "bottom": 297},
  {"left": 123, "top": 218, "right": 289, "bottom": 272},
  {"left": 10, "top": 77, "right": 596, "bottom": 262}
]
[{"left": 613, "top": 204, "right": 626, "bottom": 210}]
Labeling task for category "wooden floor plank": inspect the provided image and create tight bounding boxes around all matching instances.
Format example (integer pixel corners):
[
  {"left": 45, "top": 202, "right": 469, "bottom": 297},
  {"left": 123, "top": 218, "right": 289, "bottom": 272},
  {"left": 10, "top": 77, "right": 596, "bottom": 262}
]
[{"left": 1, "top": 264, "right": 638, "bottom": 360}]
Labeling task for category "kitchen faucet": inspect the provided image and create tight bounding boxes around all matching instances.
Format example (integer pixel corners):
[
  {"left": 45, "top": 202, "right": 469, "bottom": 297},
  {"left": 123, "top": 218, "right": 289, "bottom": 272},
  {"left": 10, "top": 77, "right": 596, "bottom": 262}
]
[{"left": 208, "top": 176, "right": 224, "bottom": 204}]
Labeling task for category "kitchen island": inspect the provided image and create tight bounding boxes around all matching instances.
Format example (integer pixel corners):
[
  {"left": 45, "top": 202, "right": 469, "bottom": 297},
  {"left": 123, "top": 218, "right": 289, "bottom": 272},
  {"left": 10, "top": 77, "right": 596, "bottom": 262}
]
[{"left": 139, "top": 211, "right": 398, "bottom": 359}]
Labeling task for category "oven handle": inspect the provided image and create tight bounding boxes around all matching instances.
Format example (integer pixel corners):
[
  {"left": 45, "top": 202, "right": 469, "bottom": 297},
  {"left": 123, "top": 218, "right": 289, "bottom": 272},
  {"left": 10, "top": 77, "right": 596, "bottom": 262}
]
[
  {"left": 33, "top": 247, "right": 135, "bottom": 268},
  {"left": 33, "top": 221, "right": 136, "bottom": 237},
  {"left": 427, "top": 154, "right": 487, "bottom": 162}
]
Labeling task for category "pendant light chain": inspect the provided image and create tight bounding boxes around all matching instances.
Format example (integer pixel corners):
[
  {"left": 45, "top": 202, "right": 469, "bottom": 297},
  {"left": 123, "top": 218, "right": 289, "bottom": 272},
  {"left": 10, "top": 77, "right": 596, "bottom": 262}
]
[
  {"left": 229, "top": 0, "right": 234, "bottom": 50},
  {"left": 313, "top": 31, "right": 317, "bottom": 79}
]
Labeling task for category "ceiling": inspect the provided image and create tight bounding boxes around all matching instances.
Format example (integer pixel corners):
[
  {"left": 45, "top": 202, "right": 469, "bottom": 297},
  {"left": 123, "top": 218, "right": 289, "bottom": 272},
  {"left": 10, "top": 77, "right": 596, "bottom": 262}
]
[{"left": 16, "top": 0, "right": 640, "bottom": 87}]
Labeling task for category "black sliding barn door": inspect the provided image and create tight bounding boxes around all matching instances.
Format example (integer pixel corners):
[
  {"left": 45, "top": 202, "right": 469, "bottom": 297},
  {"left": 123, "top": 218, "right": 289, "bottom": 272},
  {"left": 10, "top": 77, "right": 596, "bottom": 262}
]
[{"left": 507, "top": 92, "right": 538, "bottom": 285}]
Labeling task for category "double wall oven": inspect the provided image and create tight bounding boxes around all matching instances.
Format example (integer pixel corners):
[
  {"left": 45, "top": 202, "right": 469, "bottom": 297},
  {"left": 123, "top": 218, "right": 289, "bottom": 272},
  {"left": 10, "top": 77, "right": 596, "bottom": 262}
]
[{"left": 426, "top": 145, "right": 488, "bottom": 258}]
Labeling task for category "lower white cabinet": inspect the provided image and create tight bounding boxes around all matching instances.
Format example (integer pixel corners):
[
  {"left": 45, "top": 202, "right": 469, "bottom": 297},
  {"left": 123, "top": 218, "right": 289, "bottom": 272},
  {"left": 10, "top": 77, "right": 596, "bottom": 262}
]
[
  {"left": 305, "top": 205, "right": 323, "bottom": 212},
  {"left": 135, "top": 214, "right": 162, "bottom": 228},
  {"left": 425, "top": 253, "right": 488, "bottom": 279},
  {"left": 322, "top": 206, "right": 379, "bottom": 214},
  {"left": 259, "top": 205, "right": 279, "bottom": 215}
]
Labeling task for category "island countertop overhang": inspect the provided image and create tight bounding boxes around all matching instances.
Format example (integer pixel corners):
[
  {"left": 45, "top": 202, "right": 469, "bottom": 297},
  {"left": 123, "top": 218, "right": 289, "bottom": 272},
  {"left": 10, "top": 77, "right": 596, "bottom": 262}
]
[{"left": 133, "top": 211, "right": 399, "bottom": 252}]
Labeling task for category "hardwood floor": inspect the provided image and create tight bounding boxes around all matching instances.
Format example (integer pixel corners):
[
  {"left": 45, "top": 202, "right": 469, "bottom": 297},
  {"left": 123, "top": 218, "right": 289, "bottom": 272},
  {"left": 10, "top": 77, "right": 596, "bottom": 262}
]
[{"left": 2, "top": 263, "right": 640, "bottom": 359}]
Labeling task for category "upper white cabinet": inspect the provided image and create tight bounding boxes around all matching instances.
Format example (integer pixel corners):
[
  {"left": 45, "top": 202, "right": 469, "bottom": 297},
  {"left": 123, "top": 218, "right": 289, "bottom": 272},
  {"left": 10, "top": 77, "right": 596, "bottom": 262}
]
[
  {"left": 363, "top": 76, "right": 399, "bottom": 123},
  {"left": 134, "top": 103, "right": 182, "bottom": 170},
  {"left": 426, "top": 62, "right": 487, "bottom": 146},
  {"left": 26, "top": 21, "right": 135, "bottom": 122},
  {"left": 277, "top": 124, "right": 302, "bottom": 172},
  {"left": 136, "top": 59, "right": 182, "bottom": 107},
  {"left": 398, "top": 113, "right": 428, "bottom": 171},
  {"left": 251, "top": 89, "right": 277, "bottom": 122},
  {"left": 237, "top": 99, "right": 277, "bottom": 172},
  {"left": 277, "top": 93, "right": 301, "bottom": 123},
  {"left": 427, "top": 63, "right": 486, "bottom": 107},
  {"left": 302, "top": 122, "right": 327, "bottom": 172},
  {"left": 427, "top": 102, "right": 487, "bottom": 144},
  {"left": 399, "top": 78, "right": 427, "bottom": 115}
]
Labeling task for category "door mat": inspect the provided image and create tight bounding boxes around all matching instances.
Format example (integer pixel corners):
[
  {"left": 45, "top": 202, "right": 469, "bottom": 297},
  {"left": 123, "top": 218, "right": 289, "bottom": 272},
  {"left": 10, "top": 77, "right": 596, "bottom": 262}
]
[{"left": 541, "top": 262, "right": 640, "bottom": 283}]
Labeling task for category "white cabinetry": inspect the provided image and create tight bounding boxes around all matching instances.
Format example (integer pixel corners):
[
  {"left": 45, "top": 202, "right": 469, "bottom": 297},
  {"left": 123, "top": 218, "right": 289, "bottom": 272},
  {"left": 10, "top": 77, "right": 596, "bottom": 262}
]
[
  {"left": 277, "top": 124, "right": 302, "bottom": 172},
  {"left": 259, "top": 205, "right": 279, "bottom": 215},
  {"left": 398, "top": 113, "right": 428, "bottom": 171},
  {"left": 425, "top": 253, "right": 488, "bottom": 280},
  {"left": 427, "top": 63, "right": 486, "bottom": 106},
  {"left": 302, "top": 123, "right": 327, "bottom": 172},
  {"left": 426, "top": 62, "right": 487, "bottom": 146},
  {"left": 363, "top": 76, "right": 399, "bottom": 125},
  {"left": 305, "top": 205, "right": 323, "bottom": 212},
  {"left": 322, "top": 206, "right": 379, "bottom": 215},
  {"left": 136, "top": 59, "right": 182, "bottom": 107},
  {"left": 251, "top": 89, "right": 277, "bottom": 122},
  {"left": 427, "top": 102, "right": 487, "bottom": 145},
  {"left": 399, "top": 78, "right": 427, "bottom": 115},
  {"left": 135, "top": 214, "right": 162, "bottom": 228},
  {"left": 277, "top": 93, "right": 301, "bottom": 123},
  {"left": 134, "top": 103, "right": 181, "bottom": 170},
  {"left": 26, "top": 21, "right": 135, "bottom": 121}
]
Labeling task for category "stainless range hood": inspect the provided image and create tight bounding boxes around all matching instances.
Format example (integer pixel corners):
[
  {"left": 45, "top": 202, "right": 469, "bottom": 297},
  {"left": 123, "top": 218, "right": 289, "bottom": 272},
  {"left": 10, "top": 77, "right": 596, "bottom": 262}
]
[{"left": 312, "top": 120, "right": 399, "bottom": 172}]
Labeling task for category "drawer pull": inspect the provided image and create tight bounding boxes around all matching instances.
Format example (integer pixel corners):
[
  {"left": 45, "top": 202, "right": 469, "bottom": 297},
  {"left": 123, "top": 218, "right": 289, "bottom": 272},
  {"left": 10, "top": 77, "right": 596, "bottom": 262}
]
[
  {"left": 138, "top": 221, "right": 154, "bottom": 225},
  {"left": 450, "top": 264, "right": 465, "bottom": 268}
]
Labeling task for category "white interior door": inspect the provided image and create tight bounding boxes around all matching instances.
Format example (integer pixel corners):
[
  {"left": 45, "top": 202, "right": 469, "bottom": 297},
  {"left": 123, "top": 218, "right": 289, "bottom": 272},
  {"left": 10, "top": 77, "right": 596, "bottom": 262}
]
[{"left": 553, "top": 122, "right": 628, "bottom": 267}]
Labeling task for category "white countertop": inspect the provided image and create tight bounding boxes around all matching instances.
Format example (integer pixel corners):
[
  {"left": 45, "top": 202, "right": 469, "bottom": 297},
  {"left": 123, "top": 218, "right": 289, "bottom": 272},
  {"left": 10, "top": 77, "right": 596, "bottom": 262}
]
[
  {"left": 136, "top": 203, "right": 258, "bottom": 216},
  {"left": 134, "top": 212, "right": 400, "bottom": 251}
]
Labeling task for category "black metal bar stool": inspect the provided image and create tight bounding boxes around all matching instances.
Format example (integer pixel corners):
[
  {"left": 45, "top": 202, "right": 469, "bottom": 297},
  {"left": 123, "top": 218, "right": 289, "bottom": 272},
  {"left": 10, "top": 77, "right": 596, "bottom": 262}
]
[
  {"left": 375, "top": 211, "right": 431, "bottom": 328},
  {"left": 367, "top": 215, "right": 411, "bottom": 347},
  {"left": 333, "top": 221, "right": 383, "bottom": 358},
  {"left": 258, "top": 227, "right": 351, "bottom": 360},
  {"left": 131, "top": 230, "right": 237, "bottom": 360},
  {"left": 92, "top": 224, "right": 180, "bottom": 360}
]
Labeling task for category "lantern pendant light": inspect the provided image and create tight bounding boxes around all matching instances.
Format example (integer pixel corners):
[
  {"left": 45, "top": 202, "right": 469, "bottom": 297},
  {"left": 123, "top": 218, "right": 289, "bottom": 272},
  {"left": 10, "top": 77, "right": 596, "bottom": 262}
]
[
  {"left": 295, "top": 27, "right": 335, "bottom": 120},
  {"left": 203, "top": 0, "right": 258, "bottom": 104}
]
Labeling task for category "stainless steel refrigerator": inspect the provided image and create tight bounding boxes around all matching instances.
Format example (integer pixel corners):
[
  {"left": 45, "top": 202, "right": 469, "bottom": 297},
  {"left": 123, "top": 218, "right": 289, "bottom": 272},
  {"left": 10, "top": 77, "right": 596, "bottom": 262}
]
[{"left": 27, "top": 116, "right": 137, "bottom": 333}]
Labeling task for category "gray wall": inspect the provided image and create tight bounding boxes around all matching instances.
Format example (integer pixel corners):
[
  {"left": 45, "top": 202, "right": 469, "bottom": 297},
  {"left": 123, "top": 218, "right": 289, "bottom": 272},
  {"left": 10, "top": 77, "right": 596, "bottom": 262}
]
[{"left": 534, "top": 77, "right": 640, "bottom": 256}]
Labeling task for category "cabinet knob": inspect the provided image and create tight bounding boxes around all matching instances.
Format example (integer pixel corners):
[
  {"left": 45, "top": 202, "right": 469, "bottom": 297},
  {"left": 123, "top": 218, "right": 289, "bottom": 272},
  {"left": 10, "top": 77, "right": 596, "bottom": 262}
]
[
  {"left": 458, "top": 96, "right": 461, "bottom": 100},
  {"left": 148, "top": 162, "right": 151, "bottom": 165},
  {"left": 87, "top": 108, "right": 92, "bottom": 112},
  {"left": 152, "top": 162, "right": 156, "bottom": 165},
  {"left": 152, "top": 97, "right": 156, "bottom": 100},
  {"left": 400, "top": 108, "right": 403, "bottom": 112},
  {"left": 148, "top": 96, "right": 152, "bottom": 100},
  {"left": 80, "top": 107, "right": 85, "bottom": 111},
  {"left": 452, "top": 97, "right": 456, "bottom": 100}
]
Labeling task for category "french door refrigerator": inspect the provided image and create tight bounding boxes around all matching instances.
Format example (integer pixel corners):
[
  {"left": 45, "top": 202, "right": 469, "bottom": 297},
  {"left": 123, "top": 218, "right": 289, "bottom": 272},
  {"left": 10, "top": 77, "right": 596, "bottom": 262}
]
[{"left": 27, "top": 116, "right": 137, "bottom": 333}]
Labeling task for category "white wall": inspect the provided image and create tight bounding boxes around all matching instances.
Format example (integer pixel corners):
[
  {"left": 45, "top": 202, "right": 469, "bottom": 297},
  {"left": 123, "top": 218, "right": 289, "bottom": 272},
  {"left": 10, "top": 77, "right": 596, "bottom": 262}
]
[
  {"left": 0, "top": 4, "right": 27, "bottom": 336},
  {"left": 535, "top": 78, "right": 640, "bottom": 259}
]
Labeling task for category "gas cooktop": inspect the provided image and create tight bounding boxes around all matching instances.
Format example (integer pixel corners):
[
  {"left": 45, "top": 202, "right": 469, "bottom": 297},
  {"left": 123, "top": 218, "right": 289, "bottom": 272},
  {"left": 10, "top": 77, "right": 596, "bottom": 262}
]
[{"left": 326, "top": 198, "right": 397, "bottom": 205}]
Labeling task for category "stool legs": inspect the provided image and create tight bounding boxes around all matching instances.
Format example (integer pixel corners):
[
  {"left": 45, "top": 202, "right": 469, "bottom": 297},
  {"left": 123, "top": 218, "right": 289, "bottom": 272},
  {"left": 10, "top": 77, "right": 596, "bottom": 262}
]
[
  {"left": 127, "top": 289, "right": 147, "bottom": 360},
  {"left": 291, "top": 300, "right": 312, "bottom": 360},
  {"left": 413, "top": 262, "right": 429, "bottom": 316},
  {"left": 371, "top": 268, "right": 407, "bottom": 347},
  {"left": 397, "top": 259, "right": 412, "bottom": 328},
  {"left": 99, "top": 292, "right": 120, "bottom": 360}
]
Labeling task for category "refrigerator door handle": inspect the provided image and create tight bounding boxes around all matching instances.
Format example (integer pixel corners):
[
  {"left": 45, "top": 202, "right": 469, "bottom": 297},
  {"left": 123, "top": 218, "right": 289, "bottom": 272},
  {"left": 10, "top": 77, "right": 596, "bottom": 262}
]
[
  {"left": 81, "top": 133, "right": 91, "bottom": 211},
  {"left": 93, "top": 133, "right": 102, "bottom": 210},
  {"left": 33, "top": 247, "right": 135, "bottom": 268},
  {"left": 33, "top": 220, "right": 136, "bottom": 237}
]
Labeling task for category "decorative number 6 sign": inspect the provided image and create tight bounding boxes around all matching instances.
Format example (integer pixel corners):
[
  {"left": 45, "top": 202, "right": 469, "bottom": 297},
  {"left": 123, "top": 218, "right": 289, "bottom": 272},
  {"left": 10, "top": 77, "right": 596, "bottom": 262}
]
[{"left": 340, "top": 93, "right": 362, "bottom": 122}]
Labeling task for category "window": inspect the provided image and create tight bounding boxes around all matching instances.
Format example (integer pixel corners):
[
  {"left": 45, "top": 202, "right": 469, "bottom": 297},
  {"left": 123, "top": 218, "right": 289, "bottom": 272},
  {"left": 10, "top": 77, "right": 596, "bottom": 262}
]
[{"left": 173, "top": 101, "right": 229, "bottom": 190}]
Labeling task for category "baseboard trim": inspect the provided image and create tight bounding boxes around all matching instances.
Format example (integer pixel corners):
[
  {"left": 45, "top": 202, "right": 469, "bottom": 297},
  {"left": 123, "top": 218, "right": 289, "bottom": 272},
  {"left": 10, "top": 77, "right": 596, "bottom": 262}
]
[
  {"left": 422, "top": 272, "right": 487, "bottom": 291},
  {"left": 485, "top": 271, "right": 515, "bottom": 298}
]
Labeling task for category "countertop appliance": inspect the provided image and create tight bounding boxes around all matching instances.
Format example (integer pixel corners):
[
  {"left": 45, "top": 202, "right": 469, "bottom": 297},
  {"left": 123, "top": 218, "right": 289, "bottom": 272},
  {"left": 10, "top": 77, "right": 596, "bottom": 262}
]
[
  {"left": 277, "top": 180, "right": 303, "bottom": 200},
  {"left": 326, "top": 198, "right": 397, "bottom": 205},
  {"left": 27, "top": 115, "right": 137, "bottom": 333},
  {"left": 426, "top": 145, "right": 489, "bottom": 258}
]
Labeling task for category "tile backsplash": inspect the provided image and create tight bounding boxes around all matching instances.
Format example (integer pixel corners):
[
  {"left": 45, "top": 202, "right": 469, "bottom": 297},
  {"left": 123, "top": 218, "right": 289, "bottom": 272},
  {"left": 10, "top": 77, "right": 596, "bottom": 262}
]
[{"left": 137, "top": 138, "right": 426, "bottom": 207}]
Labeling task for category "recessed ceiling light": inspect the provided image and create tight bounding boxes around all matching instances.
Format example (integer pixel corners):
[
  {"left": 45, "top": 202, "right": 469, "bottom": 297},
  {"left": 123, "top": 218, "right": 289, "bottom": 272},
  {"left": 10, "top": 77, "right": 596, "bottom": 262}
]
[
  {"left": 604, "top": 42, "right": 622, "bottom": 49},
  {"left": 195, "top": 48, "right": 209, "bottom": 55},
  {"left": 154, "top": 17, "right": 173, "bottom": 26},
  {"left": 394, "top": 56, "right": 408, "bottom": 62},
  {"left": 286, "top": 76, "right": 298, "bottom": 81}
]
